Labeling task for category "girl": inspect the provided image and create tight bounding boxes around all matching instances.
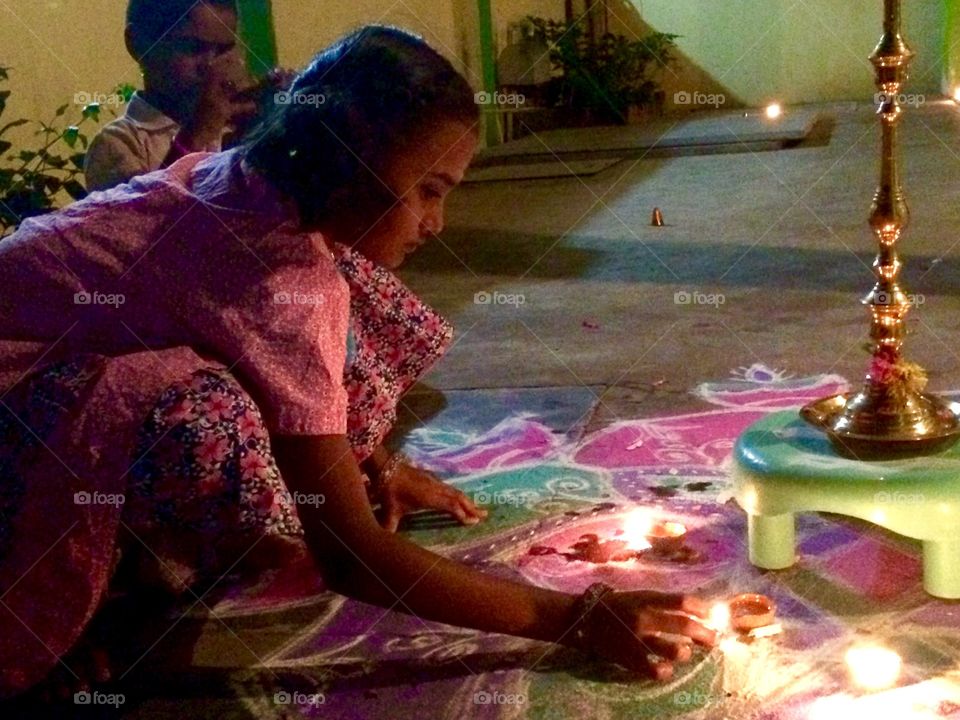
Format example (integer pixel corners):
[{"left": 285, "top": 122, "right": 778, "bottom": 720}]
[
  {"left": 85, "top": 0, "right": 483, "bottom": 532},
  {"left": 0, "top": 26, "right": 714, "bottom": 699}
]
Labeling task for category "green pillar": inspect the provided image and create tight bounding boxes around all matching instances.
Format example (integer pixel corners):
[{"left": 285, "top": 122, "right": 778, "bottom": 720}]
[
  {"left": 946, "top": 0, "right": 960, "bottom": 94},
  {"left": 238, "top": 0, "right": 278, "bottom": 77},
  {"left": 477, "top": 0, "right": 501, "bottom": 146}
]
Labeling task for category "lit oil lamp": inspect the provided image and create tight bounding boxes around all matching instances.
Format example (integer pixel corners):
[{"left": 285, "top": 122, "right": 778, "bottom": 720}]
[
  {"left": 646, "top": 521, "right": 688, "bottom": 553},
  {"left": 535, "top": 510, "right": 696, "bottom": 565},
  {"left": 622, "top": 509, "right": 688, "bottom": 553},
  {"left": 729, "top": 593, "right": 777, "bottom": 633},
  {"left": 707, "top": 594, "right": 778, "bottom": 635},
  {"left": 845, "top": 645, "right": 902, "bottom": 692}
]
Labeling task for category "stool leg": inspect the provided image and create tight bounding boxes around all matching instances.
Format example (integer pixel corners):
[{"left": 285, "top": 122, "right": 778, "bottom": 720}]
[
  {"left": 922, "top": 540, "right": 960, "bottom": 599},
  {"left": 748, "top": 514, "right": 796, "bottom": 570}
]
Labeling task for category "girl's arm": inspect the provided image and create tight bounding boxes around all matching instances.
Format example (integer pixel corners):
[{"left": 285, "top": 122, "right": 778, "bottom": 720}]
[
  {"left": 360, "top": 443, "right": 391, "bottom": 479},
  {"left": 272, "top": 434, "right": 715, "bottom": 677}
]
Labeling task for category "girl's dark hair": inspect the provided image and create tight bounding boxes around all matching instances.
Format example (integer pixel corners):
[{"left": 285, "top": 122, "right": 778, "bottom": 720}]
[
  {"left": 242, "top": 26, "right": 480, "bottom": 230},
  {"left": 127, "top": 0, "right": 238, "bottom": 54}
]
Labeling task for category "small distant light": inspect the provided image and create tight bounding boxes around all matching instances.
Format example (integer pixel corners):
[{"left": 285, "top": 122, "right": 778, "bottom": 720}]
[
  {"left": 765, "top": 103, "right": 783, "bottom": 120},
  {"left": 845, "top": 645, "right": 901, "bottom": 692}
]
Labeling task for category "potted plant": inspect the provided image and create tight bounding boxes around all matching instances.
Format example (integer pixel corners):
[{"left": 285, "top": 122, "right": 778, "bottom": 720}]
[
  {"left": 0, "top": 67, "right": 130, "bottom": 237},
  {"left": 528, "top": 16, "right": 678, "bottom": 125}
]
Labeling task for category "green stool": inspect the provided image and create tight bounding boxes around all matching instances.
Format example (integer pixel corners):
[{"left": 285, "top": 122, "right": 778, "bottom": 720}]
[{"left": 733, "top": 411, "right": 960, "bottom": 598}]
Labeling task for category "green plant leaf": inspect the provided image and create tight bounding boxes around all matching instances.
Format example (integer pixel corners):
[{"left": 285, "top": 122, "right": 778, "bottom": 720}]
[
  {"left": 44, "top": 177, "right": 62, "bottom": 192},
  {"left": 0, "top": 118, "right": 28, "bottom": 137},
  {"left": 81, "top": 103, "right": 101, "bottom": 121},
  {"left": 0, "top": 90, "right": 9, "bottom": 115},
  {"left": 0, "top": 140, "right": 11, "bottom": 156},
  {"left": 114, "top": 83, "right": 136, "bottom": 103},
  {"left": 47, "top": 156, "right": 69, "bottom": 169},
  {"left": 55, "top": 103, "right": 69, "bottom": 117},
  {"left": 62, "top": 126, "right": 80, "bottom": 148},
  {"left": 0, "top": 67, "right": 9, "bottom": 82},
  {"left": 17, "top": 150, "right": 36, "bottom": 162},
  {"left": 63, "top": 180, "right": 86, "bottom": 201},
  {"left": 69, "top": 152, "right": 86, "bottom": 170}
]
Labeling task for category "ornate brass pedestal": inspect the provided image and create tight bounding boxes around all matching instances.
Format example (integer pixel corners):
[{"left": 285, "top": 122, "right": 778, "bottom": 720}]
[{"left": 801, "top": 0, "right": 960, "bottom": 459}]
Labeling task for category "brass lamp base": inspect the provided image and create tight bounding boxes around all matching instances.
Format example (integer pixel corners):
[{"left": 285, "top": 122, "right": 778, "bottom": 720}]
[
  {"left": 801, "top": 392, "right": 960, "bottom": 460},
  {"left": 800, "top": 0, "right": 960, "bottom": 462}
]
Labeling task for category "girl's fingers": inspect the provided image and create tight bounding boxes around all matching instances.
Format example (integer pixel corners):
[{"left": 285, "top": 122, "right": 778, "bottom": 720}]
[
  {"left": 637, "top": 611, "right": 716, "bottom": 647},
  {"left": 646, "top": 660, "right": 674, "bottom": 681},
  {"left": 637, "top": 635, "right": 693, "bottom": 662},
  {"left": 457, "top": 490, "right": 486, "bottom": 515},
  {"left": 452, "top": 491, "right": 486, "bottom": 523},
  {"left": 612, "top": 645, "right": 675, "bottom": 680},
  {"left": 437, "top": 492, "right": 474, "bottom": 525},
  {"left": 618, "top": 591, "right": 712, "bottom": 621}
]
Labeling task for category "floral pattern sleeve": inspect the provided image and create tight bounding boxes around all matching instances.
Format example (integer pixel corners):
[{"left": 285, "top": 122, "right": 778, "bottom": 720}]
[{"left": 334, "top": 244, "right": 454, "bottom": 461}]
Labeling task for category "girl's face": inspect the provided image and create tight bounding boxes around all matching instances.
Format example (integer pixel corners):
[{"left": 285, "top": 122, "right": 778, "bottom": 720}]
[{"left": 350, "top": 121, "right": 478, "bottom": 270}]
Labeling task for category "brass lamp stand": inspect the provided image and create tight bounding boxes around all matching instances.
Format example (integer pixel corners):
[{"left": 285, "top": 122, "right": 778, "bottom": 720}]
[{"left": 801, "top": 0, "right": 960, "bottom": 458}]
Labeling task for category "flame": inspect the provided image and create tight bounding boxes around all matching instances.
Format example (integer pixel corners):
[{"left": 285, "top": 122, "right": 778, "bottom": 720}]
[
  {"left": 708, "top": 603, "right": 731, "bottom": 633},
  {"left": 809, "top": 680, "right": 956, "bottom": 720},
  {"left": 845, "top": 646, "right": 901, "bottom": 692},
  {"left": 622, "top": 509, "right": 653, "bottom": 551}
]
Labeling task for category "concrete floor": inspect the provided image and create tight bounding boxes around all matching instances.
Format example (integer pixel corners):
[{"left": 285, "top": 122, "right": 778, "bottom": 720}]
[{"left": 399, "top": 101, "right": 960, "bottom": 434}]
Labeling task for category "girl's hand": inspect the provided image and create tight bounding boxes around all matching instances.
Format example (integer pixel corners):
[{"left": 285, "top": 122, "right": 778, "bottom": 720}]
[
  {"left": 572, "top": 588, "right": 716, "bottom": 680},
  {"left": 375, "top": 460, "right": 488, "bottom": 532}
]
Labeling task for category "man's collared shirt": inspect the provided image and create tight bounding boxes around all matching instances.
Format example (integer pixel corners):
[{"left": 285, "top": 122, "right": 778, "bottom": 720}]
[{"left": 84, "top": 92, "right": 222, "bottom": 192}]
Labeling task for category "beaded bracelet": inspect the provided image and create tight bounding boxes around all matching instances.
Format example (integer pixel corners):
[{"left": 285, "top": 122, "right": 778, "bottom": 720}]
[
  {"left": 569, "top": 582, "right": 615, "bottom": 652},
  {"left": 374, "top": 452, "right": 409, "bottom": 494}
]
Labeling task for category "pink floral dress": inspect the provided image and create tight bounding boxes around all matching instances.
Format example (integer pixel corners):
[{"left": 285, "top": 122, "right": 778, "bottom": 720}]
[
  {"left": 0, "top": 149, "right": 455, "bottom": 697},
  {"left": 0, "top": 150, "right": 351, "bottom": 696},
  {"left": 334, "top": 244, "right": 453, "bottom": 462}
]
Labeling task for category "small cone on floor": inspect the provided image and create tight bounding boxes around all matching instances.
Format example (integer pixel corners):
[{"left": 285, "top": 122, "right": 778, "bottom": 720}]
[{"left": 651, "top": 208, "right": 665, "bottom": 227}]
